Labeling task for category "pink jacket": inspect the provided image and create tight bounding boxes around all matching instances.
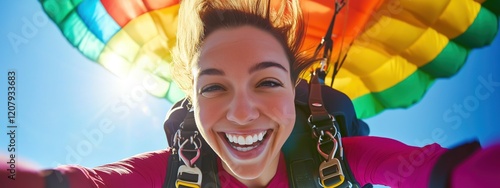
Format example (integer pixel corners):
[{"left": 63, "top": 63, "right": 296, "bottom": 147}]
[{"left": 2, "top": 136, "right": 499, "bottom": 187}]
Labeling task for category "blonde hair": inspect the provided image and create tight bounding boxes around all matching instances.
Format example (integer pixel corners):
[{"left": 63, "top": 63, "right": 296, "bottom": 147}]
[{"left": 171, "top": 0, "right": 309, "bottom": 98}]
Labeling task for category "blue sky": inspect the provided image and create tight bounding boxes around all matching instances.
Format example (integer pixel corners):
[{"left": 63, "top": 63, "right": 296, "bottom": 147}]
[
  {"left": 1, "top": 1, "right": 172, "bottom": 168},
  {"left": 1, "top": 1, "right": 499, "bottom": 186}
]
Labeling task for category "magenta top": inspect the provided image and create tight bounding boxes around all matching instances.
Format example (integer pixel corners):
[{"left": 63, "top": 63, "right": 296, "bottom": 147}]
[
  {"left": 3, "top": 136, "right": 500, "bottom": 187},
  {"left": 54, "top": 136, "right": 447, "bottom": 188}
]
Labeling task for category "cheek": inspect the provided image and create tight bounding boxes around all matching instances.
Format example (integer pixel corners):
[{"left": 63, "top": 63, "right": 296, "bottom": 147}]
[
  {"left": 194, "top": 99, "right": 221, "bottom": 131},
  {"left": 264, "top": 93, "right": 296, "bottom": 126}
]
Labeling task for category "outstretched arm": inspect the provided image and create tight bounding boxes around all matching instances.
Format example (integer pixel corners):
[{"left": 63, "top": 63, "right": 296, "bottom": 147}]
[
  {"left": 1, "top": 149, "right": 170, "bottom": 188},
  {"left": 344, "top": 136, "right": 500, "bottom": 188},
  {"left": 450, "top": 143, "right": 500, "bottom": 188},
  {"left": 344, "top": 136, "right": 446, "bottom": 187},
  {"left": 0, "top": 155, "right": 45, "bottom": 188}
]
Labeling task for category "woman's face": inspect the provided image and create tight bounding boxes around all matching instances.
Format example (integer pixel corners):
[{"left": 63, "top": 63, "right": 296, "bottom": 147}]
[{"left": 191, "top": 26, "right": 296, "bottom": 180}]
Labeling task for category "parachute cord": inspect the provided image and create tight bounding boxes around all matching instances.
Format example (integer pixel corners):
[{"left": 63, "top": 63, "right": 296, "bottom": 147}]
[
  {"left": 330, "top": 0, "right": 350, "bottom": 87},
  {"left": 314, "top": 0, "right": 347, "bottom": 83}
]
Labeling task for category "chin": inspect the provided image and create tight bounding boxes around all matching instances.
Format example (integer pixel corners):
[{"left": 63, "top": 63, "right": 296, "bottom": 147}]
[
  {"left": 220, "top": 143, "right": 274, "bottom": 179},
  {"left": 229, "top": 163, "right": 267, "bottom": 180}
]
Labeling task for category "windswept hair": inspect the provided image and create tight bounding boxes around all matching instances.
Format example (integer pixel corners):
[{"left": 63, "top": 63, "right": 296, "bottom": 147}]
[{"left": 171, "top": 0, "right": 310, "bottom": 97}]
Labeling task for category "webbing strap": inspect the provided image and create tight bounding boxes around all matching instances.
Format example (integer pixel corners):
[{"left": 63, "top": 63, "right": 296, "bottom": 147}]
[
  {"left": 285, "top": 103, "right": 362, "bottom": 188},
  {"left": 307, "top": 69, "right": 362, "bottom": 188},
  {"left": 284, "top": 104, "right": 323, "bottom": 187},
  {"left": 429, "top": 140, "right": 480, "bottom": 188},
  {"left": 164, "top": 153, "right": 180, "bottom": 188},
  {"left": 43, "top": 169, "right": 70, "bottom": 188},
  {"left": 164, "top": 109, "right": 220, "bottom": 188},
  {"left": 308, "top": 70, "right": 332, "bottom": 123}
]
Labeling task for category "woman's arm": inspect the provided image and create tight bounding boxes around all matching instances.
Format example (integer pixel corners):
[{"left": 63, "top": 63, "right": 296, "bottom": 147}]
[
  {"left": 55, "top": 149, "right": 170, "bottom": 188},
  {"left": 1, "top": 149, "right": 170, "bottom": 188},
  {"left": 0, "top": 154, "right": 45, "bottom": 188},
  {"left": 450, "top": 143, "right": 500, "bottom": 188},
  {"left": 343, "top": 136, "right": 446, "bottom": 187},
  {"left": 344, "top": 136, "right": 500, "bottom": 188}
]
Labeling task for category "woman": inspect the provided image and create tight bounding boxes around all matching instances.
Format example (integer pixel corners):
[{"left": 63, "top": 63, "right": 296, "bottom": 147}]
[{"left": 2, "top": 0, "right": 499, "bottom": 187}]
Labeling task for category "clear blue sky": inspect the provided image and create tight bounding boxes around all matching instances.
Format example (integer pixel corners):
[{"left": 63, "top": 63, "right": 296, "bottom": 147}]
[{"left": 1, "top": 1, "right": 499, "bottom": 187}]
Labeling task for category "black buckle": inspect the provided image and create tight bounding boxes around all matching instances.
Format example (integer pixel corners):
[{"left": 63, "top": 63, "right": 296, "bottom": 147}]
[
  {"left": 308, "top": 114, "right": 336, "bottom": 139},
  {"left": 176, "top": 165, "right": 202, "bottom": 188}
]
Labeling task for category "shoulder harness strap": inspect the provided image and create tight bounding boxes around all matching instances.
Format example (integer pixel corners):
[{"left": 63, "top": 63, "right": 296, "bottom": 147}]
[
  {"left": 429, "top": 140, "right": 480, "bottom": 188},
  {"left": 284, "top": 70, "right": 361, "bottom": 188},
  {"left": 164, "top": 101, "right": 219, "bottom": 188}
]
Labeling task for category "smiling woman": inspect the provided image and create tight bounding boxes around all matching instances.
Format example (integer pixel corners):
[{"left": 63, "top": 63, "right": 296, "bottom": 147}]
[
  {"left": 2, "top": 0, "right": 500, "bottom": 188},
  {"left": 192, "top": 26, "right": 296, "bottom": 186}
]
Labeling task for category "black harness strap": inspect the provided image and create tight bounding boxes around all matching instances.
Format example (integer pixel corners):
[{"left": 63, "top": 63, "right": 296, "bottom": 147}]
[
  {"left": 164, "top": 152, "right": 180, "bottom": 188},
  {"left": 43, "top": 169, "right": 70, "bottom": 188},
  {"left": 309, "top": 70, "right": 333, "bottom": 123},
  {"left": 304, "top": 71, "right": 361, "bottom": 188},
  {"left": 163, "top": 104, "right": 219, "bottom": 188},
  {"left": 283, "top": 102, "right": 323, "bottom": 187},
  {"left": 429, "top": 140, "right": 480, "bottom": 188}
]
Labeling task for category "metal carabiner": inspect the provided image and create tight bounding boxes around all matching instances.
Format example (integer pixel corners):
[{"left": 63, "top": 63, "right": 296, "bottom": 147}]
[
  {"left": 317, "top": 131, "right": 345, "bottom": 188},
  {"left": 317, "top": 131, "right": 338, "bottom": 160},
  {"left": 179, "top": 136, "right": 202, "bottom": 167}
]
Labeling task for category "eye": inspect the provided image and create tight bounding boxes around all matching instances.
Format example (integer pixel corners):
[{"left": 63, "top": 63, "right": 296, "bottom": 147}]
[
  {"left": 200, "top": 84, "right": 225, "bottom": 97},
  {"left": 257, "top": 79, "right": 283, "bottom": 88}
]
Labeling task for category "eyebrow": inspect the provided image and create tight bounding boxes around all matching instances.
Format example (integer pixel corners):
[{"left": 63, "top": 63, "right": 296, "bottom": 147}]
[
  {"left": 198, "top": 61, "right": 288, "bottom": 77},
  {"left": 198, "top": 68, "right": 224, "bottom": 77},
  {"left": 249, "top": 61, "right": 288, "bottom": 74}
]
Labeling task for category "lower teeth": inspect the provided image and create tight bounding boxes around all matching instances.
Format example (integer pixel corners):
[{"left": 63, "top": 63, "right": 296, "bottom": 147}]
[{"left": 233, "top": 145, "right": 258, "bottom": 152}]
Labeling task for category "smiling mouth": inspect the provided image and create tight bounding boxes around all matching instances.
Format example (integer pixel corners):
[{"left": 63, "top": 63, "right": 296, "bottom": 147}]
[{"left": 222, "top": 130, "right": 269, "bottom": 152}]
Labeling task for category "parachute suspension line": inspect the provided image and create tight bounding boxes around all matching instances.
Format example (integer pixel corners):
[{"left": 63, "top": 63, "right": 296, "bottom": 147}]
[
  {"left": 312, "top": 0, "right": 347, "bottom": 86},
  {"left": 330, "top": 0, "right": 351, "bottom": 87}
]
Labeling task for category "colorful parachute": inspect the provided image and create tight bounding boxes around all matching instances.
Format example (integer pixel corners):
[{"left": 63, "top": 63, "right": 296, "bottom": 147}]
[{"left": 40, "top": 0, "right": 500, "bottom": 119}]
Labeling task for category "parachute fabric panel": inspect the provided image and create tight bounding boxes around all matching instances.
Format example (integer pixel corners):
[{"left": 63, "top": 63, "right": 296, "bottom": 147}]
[
  {"left": 307, "top": 0, "right": 500, "bottom": 118},
  {"left": 40, "top": 0, "right": 184, "bottom": 103},
  {"left": 41, "top": 0, "right": 500, "bottom": 119}
]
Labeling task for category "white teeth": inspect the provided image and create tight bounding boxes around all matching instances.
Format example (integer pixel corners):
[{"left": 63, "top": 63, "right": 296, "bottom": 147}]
[
  {"left": 245, "top": 135, "right": 253, "bottom": 145},
  {"left": 235, "top": 145, "right": 258, "bottom": 152},
  {"left": 238, "top": 136, "right": 245, "bottom": 145},
  {"left": 225, "top": 131, "right": 267, "bottom": 146},
  {"left": 226, "top": 133, "right": 233, "bottom": 142}
]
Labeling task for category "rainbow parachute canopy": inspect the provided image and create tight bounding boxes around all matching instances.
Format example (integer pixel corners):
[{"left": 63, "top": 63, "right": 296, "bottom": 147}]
[{"left": 40, "top": 0, "right": 500, "bottom": 119}]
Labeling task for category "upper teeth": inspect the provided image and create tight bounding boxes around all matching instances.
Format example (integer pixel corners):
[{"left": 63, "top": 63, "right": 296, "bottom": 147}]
[{"left": 225, "top": 131, "right": 267, "bottom": 145}]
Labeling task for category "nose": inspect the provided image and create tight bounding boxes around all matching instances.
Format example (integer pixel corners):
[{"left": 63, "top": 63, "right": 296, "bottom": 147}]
[{"left": 226, "top": 91, "right": 259, "bottom": 125}]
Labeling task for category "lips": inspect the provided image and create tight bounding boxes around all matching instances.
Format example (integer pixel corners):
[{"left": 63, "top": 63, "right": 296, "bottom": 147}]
[{"left": 222, "top": 130, "right": 268, "bottom": 152}]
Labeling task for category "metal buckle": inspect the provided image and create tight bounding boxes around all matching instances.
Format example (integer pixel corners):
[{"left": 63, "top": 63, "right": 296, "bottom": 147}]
[
  {"left": 317, "top": 131, "right": 345, "bottom": 188},
  {"left": 319, "top": 158, "right": 345, "bottom": 188},
  {"left": 179, "top": 137, "right": 202, "bottom": 167},
  {"left": 176, "top": 165, "right": 202, "bottom": 188}
]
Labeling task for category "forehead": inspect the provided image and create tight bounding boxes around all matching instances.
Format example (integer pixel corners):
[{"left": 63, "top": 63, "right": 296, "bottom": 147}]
[{"left": 197, "top": 26, "right": 289, "bottom": 70}]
